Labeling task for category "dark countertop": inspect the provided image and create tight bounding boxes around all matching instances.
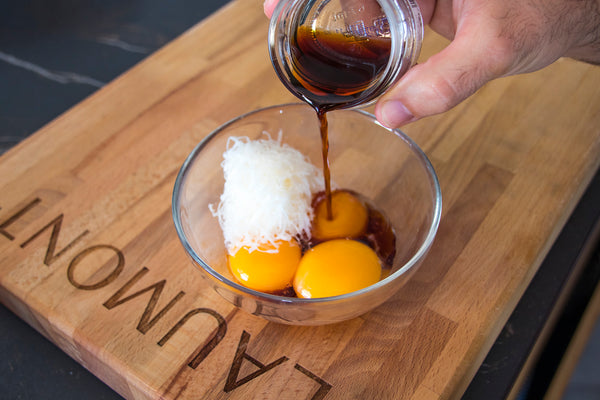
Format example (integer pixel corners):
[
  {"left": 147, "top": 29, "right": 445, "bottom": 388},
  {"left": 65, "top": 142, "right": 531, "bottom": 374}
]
[
  {"left": 1, "top": 1, "right": 599, "bottom": 399},
  {"left": 0, "top": 0, "right": 232, "bottom": 154}
]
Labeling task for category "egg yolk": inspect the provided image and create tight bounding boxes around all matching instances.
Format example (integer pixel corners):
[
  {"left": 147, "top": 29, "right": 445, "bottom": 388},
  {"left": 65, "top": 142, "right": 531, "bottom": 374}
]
[
  {"left": 293, "top": 239, "right": 381, "bottom": 298},
  {"left": 228, "top": 240, "right": 301, "bottom": 293},
  {"left": 312, "top": 190, "right": 368, "bottom": 241}
]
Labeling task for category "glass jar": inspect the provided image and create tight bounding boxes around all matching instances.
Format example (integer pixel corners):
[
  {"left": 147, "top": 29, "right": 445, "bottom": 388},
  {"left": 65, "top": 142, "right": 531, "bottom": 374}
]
[{"left": 269, "top": 0, "right": 423, "bottom": 111}]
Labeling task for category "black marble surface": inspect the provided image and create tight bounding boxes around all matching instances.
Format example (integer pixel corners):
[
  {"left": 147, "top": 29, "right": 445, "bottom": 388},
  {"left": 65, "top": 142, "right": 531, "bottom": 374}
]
[
  {"left": 0, "top": 0, "right": 231, "bottom": 154},
  {"left": 1, "top": 1, "right": 599, "bottom": 399}
]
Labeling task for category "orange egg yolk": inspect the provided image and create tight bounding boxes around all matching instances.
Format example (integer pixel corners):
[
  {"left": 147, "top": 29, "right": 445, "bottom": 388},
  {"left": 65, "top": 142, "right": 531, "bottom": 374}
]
[
  {"left": 293, "top": 239, "right": 381, "bottom": 298},
  {"left": 312, "top": 190, "right": 368, "bottom": 241},
  {"left": 228, "top": 240, "right": 301, "bottom": 293}
]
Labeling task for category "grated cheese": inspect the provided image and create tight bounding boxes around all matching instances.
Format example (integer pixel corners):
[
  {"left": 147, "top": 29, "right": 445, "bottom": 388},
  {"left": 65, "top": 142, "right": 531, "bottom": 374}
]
[{"left": 209, "top": 133, "right": 324, "bottom": 255}]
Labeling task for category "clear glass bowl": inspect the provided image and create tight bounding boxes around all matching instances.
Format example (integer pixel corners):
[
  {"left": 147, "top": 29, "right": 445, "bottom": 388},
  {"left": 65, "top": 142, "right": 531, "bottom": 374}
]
[{"left": 172, "top": 104, "right": 441, "bottom": 325}]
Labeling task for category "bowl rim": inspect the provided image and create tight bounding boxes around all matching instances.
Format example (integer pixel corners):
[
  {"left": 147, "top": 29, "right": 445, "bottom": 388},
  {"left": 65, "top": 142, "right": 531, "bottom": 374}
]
[{"left": 172, "top": 103, "right": 442, "bottom": 304}]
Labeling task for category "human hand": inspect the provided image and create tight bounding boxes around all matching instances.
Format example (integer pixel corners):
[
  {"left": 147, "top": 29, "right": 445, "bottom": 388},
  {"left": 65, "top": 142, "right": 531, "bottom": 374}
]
[{"left": 264, "top": 0, "right": 600, "bottom": 128}]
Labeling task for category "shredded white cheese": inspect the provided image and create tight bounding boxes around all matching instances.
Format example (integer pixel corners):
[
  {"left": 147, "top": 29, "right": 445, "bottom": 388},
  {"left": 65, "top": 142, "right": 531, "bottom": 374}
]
[{"left": 209, "top": 133, "right": 324, "bottom": 255}]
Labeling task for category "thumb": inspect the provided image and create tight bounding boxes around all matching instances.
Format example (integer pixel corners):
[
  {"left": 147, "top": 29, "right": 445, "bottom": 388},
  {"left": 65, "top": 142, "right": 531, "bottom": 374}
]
[{"left": 374, "top": 30, "right": 510, "bottom": 128}]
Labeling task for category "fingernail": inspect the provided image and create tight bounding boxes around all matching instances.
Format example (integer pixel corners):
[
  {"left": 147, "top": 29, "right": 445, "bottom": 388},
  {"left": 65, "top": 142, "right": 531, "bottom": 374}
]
[
  {"left": 263, "top": 0, "right": 274, "bottom": 17},
  {"left": 379, "top": 100, "right": 415, "bottom": 128}
]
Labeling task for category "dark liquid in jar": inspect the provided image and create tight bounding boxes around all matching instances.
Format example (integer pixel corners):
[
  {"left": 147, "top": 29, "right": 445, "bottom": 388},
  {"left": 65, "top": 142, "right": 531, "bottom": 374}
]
[{"left": 290, "top": 26, "right": 392, "bottom": 109}]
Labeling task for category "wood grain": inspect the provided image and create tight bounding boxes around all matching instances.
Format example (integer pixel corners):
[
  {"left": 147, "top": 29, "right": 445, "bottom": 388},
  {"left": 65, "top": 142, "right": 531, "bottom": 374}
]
[{"left": 1, "top": 1, "right": 600, "bottom": 399}]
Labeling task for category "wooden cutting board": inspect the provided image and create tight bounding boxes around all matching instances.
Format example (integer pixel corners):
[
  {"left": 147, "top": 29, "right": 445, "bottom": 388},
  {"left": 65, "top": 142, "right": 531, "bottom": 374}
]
[{"left": 1, "top": 0, "right": 599, "bottom": 398}]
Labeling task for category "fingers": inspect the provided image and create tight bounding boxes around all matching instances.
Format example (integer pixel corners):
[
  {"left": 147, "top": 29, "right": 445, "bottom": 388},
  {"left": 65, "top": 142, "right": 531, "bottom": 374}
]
[
  {"left": 375, "top": 26, "right": 512, "bottom": 128},
  {"left": 264, "top": 0, "right": 278, "bottom": 18}
]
